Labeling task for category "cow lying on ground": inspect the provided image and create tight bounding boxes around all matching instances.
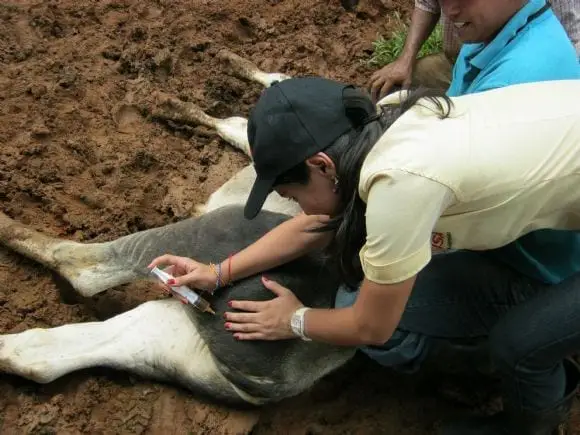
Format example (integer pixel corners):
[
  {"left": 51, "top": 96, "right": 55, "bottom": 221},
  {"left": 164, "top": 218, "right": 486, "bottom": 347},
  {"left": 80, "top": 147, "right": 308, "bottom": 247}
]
[{"left": 0, "top": 51, "right": 358, "bottom": 407}]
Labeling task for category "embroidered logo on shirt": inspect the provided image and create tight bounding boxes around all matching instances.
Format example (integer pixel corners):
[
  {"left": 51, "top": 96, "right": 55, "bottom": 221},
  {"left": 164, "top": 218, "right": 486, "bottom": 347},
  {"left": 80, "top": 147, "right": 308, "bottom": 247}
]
[{"left": 431, "top": 232, "right": 453, "bottom": 250}]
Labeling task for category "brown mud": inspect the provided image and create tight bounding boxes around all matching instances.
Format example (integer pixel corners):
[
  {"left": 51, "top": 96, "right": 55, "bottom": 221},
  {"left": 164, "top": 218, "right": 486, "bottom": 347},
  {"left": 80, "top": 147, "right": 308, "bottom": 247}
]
[{"left": 1, "top": 0, "right": 579, "bottom": 433}]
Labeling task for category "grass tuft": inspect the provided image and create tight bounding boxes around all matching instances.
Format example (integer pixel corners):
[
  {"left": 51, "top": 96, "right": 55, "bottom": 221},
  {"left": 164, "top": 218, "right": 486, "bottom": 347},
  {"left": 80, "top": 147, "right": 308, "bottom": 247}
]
[{"left": 368, "top": 12, "right": 443, "bottom": 67}]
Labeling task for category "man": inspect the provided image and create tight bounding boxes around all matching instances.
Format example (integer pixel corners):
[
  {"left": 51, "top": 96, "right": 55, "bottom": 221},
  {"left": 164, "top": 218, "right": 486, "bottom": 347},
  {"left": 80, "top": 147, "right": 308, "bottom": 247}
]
[
  {"left": 354, "top": 1, "right": 580, "bottom": 433},
  {"left": 368, "top": 0, "right": 580, "bottom": 100}
]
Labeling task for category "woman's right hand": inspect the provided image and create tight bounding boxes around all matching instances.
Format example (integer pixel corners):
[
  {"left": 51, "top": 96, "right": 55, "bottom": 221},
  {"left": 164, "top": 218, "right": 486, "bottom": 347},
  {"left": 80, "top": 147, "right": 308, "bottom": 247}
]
[{"left": 148, "top": 254, "right": 219, "bottom": 294}]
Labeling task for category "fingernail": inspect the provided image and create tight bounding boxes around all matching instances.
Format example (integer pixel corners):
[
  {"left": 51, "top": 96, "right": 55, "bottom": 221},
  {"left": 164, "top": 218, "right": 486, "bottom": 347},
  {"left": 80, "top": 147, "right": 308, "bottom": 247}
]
[
  {"left": 227, "top": 301, "right": 233, "bottom": 307},
  {"left": 262, "top": 275, "right": 269, "bottom": 282},
  {"left": 167, "top": 279, "right": 175, "bottom": 285},
  {"left": 223, "top": 313, "right": 228, "bottom": 319},
  {"left": 225, "top": 323, "right": 231, "bottom": 329},
  {"left": 234, "top": 334, "right": 240, "bottom": 340}
]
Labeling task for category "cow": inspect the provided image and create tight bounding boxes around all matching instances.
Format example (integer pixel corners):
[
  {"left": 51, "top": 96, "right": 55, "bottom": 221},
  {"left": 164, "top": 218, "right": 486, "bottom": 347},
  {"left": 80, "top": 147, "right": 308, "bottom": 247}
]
[{"left": 0, "top": 50, "right": 358, "bottom": 408}]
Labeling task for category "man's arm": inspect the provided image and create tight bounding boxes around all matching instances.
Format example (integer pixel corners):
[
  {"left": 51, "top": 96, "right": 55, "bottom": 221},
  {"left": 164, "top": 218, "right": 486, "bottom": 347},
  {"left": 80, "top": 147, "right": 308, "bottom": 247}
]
[
  {"left": 369, "top": 2, "right": 441, "bottom": 101},
  {"left": 401, "top": 1, "right": 442, "bottom": 63}
]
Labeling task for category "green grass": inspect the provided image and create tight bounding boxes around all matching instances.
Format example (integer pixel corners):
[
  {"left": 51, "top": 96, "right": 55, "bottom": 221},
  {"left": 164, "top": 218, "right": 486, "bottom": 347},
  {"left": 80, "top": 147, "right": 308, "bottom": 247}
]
[{"left": 368, "top": 13, "right": 443, "bottom": 68}]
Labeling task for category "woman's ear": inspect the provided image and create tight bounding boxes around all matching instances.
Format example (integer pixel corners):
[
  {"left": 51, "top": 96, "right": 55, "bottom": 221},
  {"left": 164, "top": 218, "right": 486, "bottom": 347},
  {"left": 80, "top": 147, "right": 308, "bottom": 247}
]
[{"left": 305, "top": 153, "right": 337, "bottom": 179}]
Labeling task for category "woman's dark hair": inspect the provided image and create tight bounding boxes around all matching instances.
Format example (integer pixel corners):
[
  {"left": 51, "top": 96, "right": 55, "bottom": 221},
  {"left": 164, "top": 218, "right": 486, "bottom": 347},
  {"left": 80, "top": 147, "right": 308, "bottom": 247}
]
[{"left": 274, "top": 87, "right": 453, "bottom": 287}]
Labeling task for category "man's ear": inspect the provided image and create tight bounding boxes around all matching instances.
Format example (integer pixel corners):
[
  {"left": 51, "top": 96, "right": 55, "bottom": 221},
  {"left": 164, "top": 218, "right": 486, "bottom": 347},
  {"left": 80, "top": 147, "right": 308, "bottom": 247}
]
[{"left": 305, "top": 153, "right": 337, "bottom": 178}]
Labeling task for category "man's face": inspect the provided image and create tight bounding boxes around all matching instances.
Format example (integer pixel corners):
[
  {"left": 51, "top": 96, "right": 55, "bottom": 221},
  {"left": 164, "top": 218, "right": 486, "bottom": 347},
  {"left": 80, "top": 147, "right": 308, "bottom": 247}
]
[{"left": 440, "top": 0, "right": 526, "bottom": 43}]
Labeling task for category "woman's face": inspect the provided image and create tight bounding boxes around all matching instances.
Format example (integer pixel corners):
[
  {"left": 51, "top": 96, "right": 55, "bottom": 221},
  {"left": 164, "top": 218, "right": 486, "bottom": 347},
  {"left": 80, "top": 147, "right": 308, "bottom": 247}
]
[{"left": 274, "top": 154, "right": 341, "bottom": 216}]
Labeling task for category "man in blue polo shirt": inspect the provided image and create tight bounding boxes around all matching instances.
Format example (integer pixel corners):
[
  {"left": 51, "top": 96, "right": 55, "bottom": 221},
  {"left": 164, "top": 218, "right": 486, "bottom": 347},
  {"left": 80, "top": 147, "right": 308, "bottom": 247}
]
[
  {"left": 340, "top": 1, "right": 580, "bottom": 434},
  {"left": 433, "top": 0, "right": 580, "bottom": 433},
  {"left": 447, "top": 0, "right": 579, "bottom": 95}
]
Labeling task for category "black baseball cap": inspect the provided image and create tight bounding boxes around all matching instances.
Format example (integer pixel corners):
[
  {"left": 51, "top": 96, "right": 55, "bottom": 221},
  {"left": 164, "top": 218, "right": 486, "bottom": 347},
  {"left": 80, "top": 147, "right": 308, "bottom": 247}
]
[{"left": 244, "top": 77, "right": 358, "bottom": 219}]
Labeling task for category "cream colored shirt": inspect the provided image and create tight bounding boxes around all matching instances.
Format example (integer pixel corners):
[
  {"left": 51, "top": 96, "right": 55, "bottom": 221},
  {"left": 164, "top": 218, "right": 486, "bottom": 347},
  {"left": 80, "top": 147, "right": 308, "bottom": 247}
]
[{"left": 359, "top": 79, "right": 580, "bottom": 284}]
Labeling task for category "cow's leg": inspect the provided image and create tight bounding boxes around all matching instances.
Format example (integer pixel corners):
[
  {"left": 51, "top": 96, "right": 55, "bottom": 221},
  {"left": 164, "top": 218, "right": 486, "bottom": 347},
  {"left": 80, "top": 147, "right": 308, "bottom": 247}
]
[
  {"left": 150, "top": 98, "right": 301, "bottom": 216},
  {"left": 0, "top": 207, "right": 300, "bottom": 298},
  {"left": 152, "top": 93, "right": 251, "bottom": 157},
  {"left": 150, "top": 50, "right": 298, "bottom": 215},
  {"left": 0, "top": 211, "right": 135, "bottom": 297},
  {"left": 216, "top": 49, "right": 291, "bottom": 88},
  {"left": 0, "top": 299, "right": 260, "bottom": 406},
  {"left": 152, "top": 50, "right": 291, "bottom": 158}
]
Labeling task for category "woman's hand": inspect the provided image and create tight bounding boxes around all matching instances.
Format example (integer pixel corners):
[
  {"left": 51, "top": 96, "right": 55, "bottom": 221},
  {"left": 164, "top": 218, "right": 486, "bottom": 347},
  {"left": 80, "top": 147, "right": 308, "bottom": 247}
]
[
  {"left": 225, "top": 276, "right": 304, "bottom": 341},
  {"left": 148, "top": 254, "right": 218, "bottom": 293}
]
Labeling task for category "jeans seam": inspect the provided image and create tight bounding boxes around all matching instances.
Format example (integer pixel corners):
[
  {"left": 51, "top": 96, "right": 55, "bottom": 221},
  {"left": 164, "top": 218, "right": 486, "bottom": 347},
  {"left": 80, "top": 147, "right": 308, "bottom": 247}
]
[{"left": 510, "top": 328, "right": 580, "bottom": 409}]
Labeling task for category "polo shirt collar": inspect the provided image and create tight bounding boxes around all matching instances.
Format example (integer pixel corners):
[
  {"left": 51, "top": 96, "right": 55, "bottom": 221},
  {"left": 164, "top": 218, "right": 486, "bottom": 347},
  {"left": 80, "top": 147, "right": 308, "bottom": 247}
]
[{"left": 467, "top": 0, "right": 549, "bottom": 70}]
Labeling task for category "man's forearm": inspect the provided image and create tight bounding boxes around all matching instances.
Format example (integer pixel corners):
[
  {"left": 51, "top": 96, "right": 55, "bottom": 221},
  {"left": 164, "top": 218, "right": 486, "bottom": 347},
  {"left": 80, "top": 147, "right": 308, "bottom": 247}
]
[
  {"left": 400, "top": 7, "right": 441, "bottom": 62},
  {"left": 221, "top": 213, "right": 331, "bottom": 283}
]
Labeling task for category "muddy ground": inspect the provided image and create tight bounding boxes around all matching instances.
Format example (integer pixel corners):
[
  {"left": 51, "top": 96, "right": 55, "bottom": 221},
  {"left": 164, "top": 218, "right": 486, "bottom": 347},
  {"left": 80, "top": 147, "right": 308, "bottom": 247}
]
[{"left": 1, "top": 0, "right": 579, "bottom": 434}]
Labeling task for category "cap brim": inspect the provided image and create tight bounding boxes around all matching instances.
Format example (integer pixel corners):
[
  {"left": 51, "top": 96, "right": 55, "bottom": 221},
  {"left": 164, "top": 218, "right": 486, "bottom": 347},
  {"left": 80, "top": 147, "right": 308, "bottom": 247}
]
[{"left": 244, "top": 175, "right": 276, "bottom": 219}]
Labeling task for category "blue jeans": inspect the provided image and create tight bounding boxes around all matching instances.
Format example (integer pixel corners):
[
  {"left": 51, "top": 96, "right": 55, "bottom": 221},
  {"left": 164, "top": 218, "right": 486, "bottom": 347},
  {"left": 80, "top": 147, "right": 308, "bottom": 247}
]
[{"left": 335, "top": 250, "right": 580, "bottom": 411}]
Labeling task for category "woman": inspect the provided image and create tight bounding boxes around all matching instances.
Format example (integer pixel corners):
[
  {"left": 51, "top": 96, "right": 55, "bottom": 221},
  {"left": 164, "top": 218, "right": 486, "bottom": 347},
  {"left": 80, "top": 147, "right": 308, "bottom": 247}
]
[{"left": 150, "top": 77, "right": 580, "bottom": 434}]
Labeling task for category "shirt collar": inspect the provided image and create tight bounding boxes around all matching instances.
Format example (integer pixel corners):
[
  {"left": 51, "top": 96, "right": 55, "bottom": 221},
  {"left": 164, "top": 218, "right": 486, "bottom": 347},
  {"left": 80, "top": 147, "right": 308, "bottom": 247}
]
[{"left": 465, "top": 0, "right": 549, "bottom": 70}]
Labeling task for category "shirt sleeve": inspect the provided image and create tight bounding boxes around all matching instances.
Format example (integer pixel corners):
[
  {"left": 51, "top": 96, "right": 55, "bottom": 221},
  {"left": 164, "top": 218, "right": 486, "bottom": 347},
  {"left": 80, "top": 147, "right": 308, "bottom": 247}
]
[
  {"left": 359, "top": 170, "right": 455, "bottom": 284},
  {"left": 551, "top": 0, "right": 580, "bottom": 56},
  {"left": 415, "top": 0, "right": 441, "bottom": 14}
]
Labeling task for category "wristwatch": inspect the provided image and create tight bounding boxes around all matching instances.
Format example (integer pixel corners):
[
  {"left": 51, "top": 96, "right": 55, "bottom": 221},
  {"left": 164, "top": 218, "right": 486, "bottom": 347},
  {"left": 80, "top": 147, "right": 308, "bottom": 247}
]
[{"left": 290, "top": 307, "right": 312, "bottom": 341}]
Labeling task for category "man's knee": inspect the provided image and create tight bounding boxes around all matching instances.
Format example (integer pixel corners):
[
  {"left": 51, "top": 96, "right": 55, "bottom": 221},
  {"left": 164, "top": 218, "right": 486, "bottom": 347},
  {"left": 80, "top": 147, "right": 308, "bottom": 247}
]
[{"left": 489, "top": 319, "right": 525, "bottom": 374}]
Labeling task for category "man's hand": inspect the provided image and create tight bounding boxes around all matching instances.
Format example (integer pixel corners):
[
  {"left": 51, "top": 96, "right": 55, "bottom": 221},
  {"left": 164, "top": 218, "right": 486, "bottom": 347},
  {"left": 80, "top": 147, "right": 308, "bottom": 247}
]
[{"left": 369, "top": 57, "right": 414, "bottom": 103}]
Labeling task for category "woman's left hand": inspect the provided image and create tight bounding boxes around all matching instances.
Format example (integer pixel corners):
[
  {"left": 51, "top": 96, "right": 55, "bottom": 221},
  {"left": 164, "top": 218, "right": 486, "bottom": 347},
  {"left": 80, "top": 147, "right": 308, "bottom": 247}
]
[{"left": 224, "top": 276, "right": 304, "bottom": 341}]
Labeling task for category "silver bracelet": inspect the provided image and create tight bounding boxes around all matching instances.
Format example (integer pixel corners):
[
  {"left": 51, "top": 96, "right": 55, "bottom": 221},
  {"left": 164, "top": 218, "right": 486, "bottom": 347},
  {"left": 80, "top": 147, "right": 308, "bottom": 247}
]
[{"left": 290, "top": 307, "right": 312, "bottom": 341}]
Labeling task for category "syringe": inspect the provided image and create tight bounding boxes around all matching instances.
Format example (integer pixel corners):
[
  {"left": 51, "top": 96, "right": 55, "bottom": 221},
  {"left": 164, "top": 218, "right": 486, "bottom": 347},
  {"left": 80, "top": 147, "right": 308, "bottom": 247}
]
[{"left": 150, "top": 266, "right": 216, "bottom": 315}]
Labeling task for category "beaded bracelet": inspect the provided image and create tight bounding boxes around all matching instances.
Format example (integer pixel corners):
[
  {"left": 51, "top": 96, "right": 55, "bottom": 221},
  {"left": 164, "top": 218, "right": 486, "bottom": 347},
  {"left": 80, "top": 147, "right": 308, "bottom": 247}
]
[
  {"left": 209, "top": 254, "right": 235, "bottom": 291},
  {"left": 228, "top": 253, "right": 233, "bottom": 286},
  {"left": 208, "top": 263, "right": 221, "bottom": 292}
]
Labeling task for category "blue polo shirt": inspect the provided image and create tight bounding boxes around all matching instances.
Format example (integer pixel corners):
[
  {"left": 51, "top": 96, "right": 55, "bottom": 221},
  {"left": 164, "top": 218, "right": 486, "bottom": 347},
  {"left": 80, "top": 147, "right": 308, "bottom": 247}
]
[
  {"left": 448, "top": 0, "right": 580, "bottom": 97},
  {"left": 447, "top": 0, "right": 580, "bottom": 284}
]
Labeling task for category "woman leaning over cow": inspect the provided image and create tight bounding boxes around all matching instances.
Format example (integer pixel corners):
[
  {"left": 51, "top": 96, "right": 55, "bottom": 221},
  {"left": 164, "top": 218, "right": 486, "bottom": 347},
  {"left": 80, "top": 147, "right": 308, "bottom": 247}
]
[{"left": 150, "top": 77, "right": 580, "bottom": 435}]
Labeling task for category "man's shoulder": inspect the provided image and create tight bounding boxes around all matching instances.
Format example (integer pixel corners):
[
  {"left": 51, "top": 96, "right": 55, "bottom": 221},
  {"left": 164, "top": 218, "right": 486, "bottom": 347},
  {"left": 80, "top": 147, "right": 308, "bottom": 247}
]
[
  {"left": 506, "top": 9, "right": 577, "bottom": 60},
  {"left": 484, "top": 14, "right": 580, "bottom": 83}
]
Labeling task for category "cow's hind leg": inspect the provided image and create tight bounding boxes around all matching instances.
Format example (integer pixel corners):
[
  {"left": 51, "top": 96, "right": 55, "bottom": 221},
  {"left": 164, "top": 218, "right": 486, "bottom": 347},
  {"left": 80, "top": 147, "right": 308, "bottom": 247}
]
[
  {"left": 152, "top": 50, "right": 291, "bottom": 159},
  {"left": 150, "top": 99, "right": 300, "bottom": 216},
  {"left": 217, "top": 49, "right": 291, "bottom": 88},
  {"left": 152, "top": 94, "right": 251, "bottom": 158},
  {"left": 0, "top": 299, "right": 256, "bottom": 406},
  {"left": 0, "top": 207, "right": 299, "bottom": 298},
  {"left": 0, "top": 211, "right": 138, "bottom": 297}
]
